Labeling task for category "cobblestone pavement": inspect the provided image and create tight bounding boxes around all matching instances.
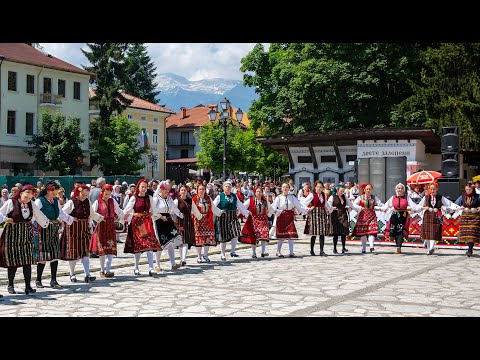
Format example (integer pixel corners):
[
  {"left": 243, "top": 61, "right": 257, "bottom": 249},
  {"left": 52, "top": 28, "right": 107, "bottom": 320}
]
[{"left": 0, "top": 219, "right": 478, "bottom": 317}]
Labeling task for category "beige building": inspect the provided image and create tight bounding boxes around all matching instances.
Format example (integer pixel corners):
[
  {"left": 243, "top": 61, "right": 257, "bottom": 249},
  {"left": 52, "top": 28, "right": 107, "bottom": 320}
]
[
  {"left": 89, "top": 87, "right": 175, "bottom": 179},
  {"left": 0, "top": 43, "right": 92, "bottom": 175}
]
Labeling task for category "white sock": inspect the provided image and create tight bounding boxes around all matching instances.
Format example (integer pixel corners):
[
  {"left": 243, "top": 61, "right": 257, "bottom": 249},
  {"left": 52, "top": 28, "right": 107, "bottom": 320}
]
[
  {"left": 106, "top": 254, "right": 113, "bottom": 272},
  {"left": 81, "top": 257, "right": 90, "bottom": 277},
  {"left": 261, "top": 241, "right": 267, "bottom": 254},
  {"left": 168, "top": 243, "right": 176, "bottom": 266},
  {"left": 429, "top": 240, "right": 436, "bottom": 250},
  {"left": 361, "top": 236, "right": 367, "bottom": 251},
  {"left": 204, "top": 246, "right": 209, "bottom": 258},
  {"left": 251, "top": 244, "right": 257, "bottom": 255},
  {"left": 277, "top": 239, "right": 284, "bottom": 254},
  {"left": 231, "top": 237, "right": 238, "bottom": 254},
  {"left": 368, "top": 235, "right": 375, "bottom": 248},
  {"left": 147, "top": 251, "right": 154, "bottom": 269},
  {"left": 116, "top": 233, "right": 120, "bottom": 241},
  {"left": 68, "top": 260, "right": 76, "bottom": 276},
  {"left": 156, "top": 251, "right": 162, "bottom": 265},
  {"left": 181, "top": 244, "right": 188, "bottom": 261},
  {"left": 134, "top": 253, "right": 141, "bottom": 270},
  {"left": 220, "top": 242, "right": 227, "bottom": 256},
  {"left": 196, "top": 247, "right": 202, "bottom": 259},
  {"left": 99, "top": 255, "right": 106, "bottom": 272},
  {"left": 288, "top": 239, "right": 294, "bottom": 255}
]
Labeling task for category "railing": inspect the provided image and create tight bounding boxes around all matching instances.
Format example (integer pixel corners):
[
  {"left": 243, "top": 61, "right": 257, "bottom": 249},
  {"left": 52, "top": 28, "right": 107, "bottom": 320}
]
[
  {"left": 166, "top": 139, "right": 194, "bottom": 146},
  {"left": 40, "top": 93, "right": 62, "bottom": 105}
]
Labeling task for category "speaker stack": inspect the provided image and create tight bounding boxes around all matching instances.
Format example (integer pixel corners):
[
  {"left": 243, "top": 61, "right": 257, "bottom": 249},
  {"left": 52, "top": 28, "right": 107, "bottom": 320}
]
[{"left": 438, "top": 126, "right": 464, "bottom": 200}]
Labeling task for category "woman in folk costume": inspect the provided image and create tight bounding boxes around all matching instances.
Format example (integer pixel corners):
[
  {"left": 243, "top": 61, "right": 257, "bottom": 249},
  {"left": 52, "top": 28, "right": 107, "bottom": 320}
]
[
  {"left": 413, "top": 182, "right": 459, "bottom": 255},
  {"left": 263, "top": 182, "right": 276, "bottom": 226},
  {"left": 455, "top": 184, "right": 480, "bottom": 257},
  {"left": 152, "top": 181, "right": 184, "bottom": 271},
  {"left": 174, "top": 185, "right": 197, "bottom": 266},
  {"left": 270, "top": 183, "right": 309, "bottom": 258},
  {"left": 61, "top": 183, "right": 103, "bottom": 283},
  {"left": 0, "top": 185, "right": 50, "bottom": 295},
  {"left": 328, "top": 184, "right": 354, "bottom": 254},
  {"left": 111, "top": 184, "right": 125, "bottom": 244},
  {"left": 235, "top": 181, "right": 246, "bottom": 224},
  {"left": 303, "top": 181, "right": 333, "bottom": 257},
  {"left": 241, "top": 186, "right": 274, "bottom": 258},
  {"left": 213, "top": 180, "right": 251, "bottom": 261},
  {"left": 34, "top": 180, "right": 74, "bottom": 289},
  {"left": 380, "top": 183, "right": 418, "bottom": 255},
  {"left": 351, "top": 183, "right": 384, "bottom": 254},
  {"left": 191, "top": 183, "right": 221, "bottom": 263},
  {"left": 123, "top": 179, "right": 160, "bottom": 276},
  {"left": 90, "top": 184, "right": 125, "bottom": 277}
]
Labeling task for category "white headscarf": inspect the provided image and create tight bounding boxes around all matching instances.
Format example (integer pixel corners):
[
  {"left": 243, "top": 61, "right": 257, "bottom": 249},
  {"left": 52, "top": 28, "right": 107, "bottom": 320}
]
[
  {"left": 395, "top": 183, "right": 406, "bottom": 197},
  {"left": 154, "top": 181, "right": 169, "bottom": 197}
]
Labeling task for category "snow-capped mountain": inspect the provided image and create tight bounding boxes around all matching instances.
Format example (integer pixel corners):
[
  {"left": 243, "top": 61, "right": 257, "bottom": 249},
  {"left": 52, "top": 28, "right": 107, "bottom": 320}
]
[{"left": 155, "top": 73, "right": 258, "bottom": 113}]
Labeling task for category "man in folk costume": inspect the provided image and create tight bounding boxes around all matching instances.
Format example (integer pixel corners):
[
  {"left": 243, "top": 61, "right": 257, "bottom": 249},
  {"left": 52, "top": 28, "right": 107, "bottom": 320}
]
[
  {"left": 270, "top": 183, "right": 309, "bottom": 257},
  {"left": 0, "top": 185, "right": 50, "bottom": 296},
  {"left": 328, "top": 184, "right": 354, "bottom": 254},
  {"left": 213, "top": 180, "right": 251, "bottom": 261},
  {"left": 380, "top": 183, "right": 418, "bottom": 254},
  {"left": 241, "top": 186, "right": 275, "bottom": 258},
  {"left": 90, "top": 184, "right": 126, "bottom": 277},
  {"left": 34, "top": 180, "right": 74, "bottom": 289},
  {"left": 191, "top": 184, "right": 221, "bottom": 263},
  {"left": 304, "top": 181, "right": 333, "bottom": 256},
  {"left": 413, "top": 182, "right": 459, "bottom": 255},
  {"left": 61, "top": 183, "right": 103, "bottom": 283},
  {"left": 351, "top": 183, "right": 384, "bottom": 254},
  {"left": 123, "top": 179, "right": 160, "bottom": 276},
  {"left": 174, "top": 184, "right": 199, "bottom": 266},
  {"left": 455, "top": 184, "right": 480, "bottom": 257},
  {"left": 152, "top": 181, "right": 184, "bottom": 271}
]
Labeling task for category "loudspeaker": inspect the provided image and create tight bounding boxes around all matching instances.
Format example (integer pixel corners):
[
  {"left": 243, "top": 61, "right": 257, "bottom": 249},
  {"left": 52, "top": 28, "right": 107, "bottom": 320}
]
[
  {"left": 385, "top": 157, "right": 407, "bottom": 200},
  {"left": 441, "top": 126, "right": 459, "bottom": 152},
  {"left": 437, "top": 178, "right": 466, "bottom": 201},
  {"left": 441, "top": 152, "right": 459, "bottom": 177}
]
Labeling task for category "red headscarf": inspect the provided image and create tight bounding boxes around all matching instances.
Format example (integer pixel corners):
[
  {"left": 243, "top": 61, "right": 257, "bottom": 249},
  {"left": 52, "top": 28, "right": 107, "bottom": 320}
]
[
  {"left": 135, "top": 178, "right": 149, "bottom": 196},
  {"left": 70, "top": 183, "right": 88, "bottom": 200},
  {"left": 99, "top": 184, "right": 113, "bottom": 200},
  {"left": 12, "top": 184, "right": 37, "bottom": 200}
]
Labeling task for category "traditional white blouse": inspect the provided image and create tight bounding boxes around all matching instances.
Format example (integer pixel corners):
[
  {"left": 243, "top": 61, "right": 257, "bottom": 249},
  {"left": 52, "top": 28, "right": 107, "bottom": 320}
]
[
  {"left": 243, "top": 197, "right": 275, "bottom": 217},
  {"left": 91, "top": 198, "right": 125, "bottom": 221},
  {"left": 62, "top": 199, "right": 105, "bottom": 223},
  {"left": 213, "top": 193, "right": 251, "bottom": 217},
  {"left": 191, "top": 196, "right": 222, "bottom": 218},
  {"left": 413, "top": 195, "right": 460, "bottom": 213},
  {"left": 0, "top": 199, "right": 50, "bottom": 228},
  {"left": 123, "top": 195, "right": 158, "bottom": 221},
  {"left": 174, "top": 197, "right": 203, "bottom": 221},
  {"left": 270, "top": 194, "right": 309, "bottom": 215},
  {"left": 352, "top": 195, "right": 384, "bottom": 213},
  {"left": 35, "top": 198, "right": 74, "bottom": 225},
  {"left": 152, "top": 194, "right": 183, "bottom": 219}
]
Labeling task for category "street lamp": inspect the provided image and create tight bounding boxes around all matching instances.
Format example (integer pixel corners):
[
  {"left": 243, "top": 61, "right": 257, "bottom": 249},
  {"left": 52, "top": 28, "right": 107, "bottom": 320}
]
[
  {"left": 208, "top": 97, "right": 243, "bottom": 181},
  {"left": 147, "top": 152, "right": 158, "bottom": 179}
]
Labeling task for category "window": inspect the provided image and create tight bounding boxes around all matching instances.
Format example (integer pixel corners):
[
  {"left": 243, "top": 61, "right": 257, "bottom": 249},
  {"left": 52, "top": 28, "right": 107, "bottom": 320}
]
[
  {"left": 26, "top": 75, "right": 35, "bottom": 94},
  {"left": 152, "top": 129, "right": 158, "bottom": 144},
  {"left": 322, "top": 177, "right": 336, "bottom": 183},
  {"left": 127, "top": 114, "right": 133, "bottom": 120},
  {"left": 7, "top": 111, "right": 16, "bottom": 134},
  {"left": 297, "top": 156, "right": 312, "bottom": 163},
  {"left": 8, "top": 71, "right": 17, "bottom": 91},
  {"left": 180, "top": 149, "right": 189, "bottom": 158},
  {"left": 44, "top": 77, "right": 52, "bottom": 93},
  {"left": 321, "top": 155, "right": 337, "bottom": 163},
  {"left": 73, "top": 82, "right": 81, "bottom": 100},
  {"left": 346, "top": 155, "right": 357, "bottom": 162},
  {"left": 140, "top": 116, "right": 146, "bottom": 121},
  {"left": 26, "top": 113, "right": 34, "bottom": 136},
  {"left": 181, "top": 132, "right": 189, "bottom": 145},
  {"left": 58, "top": 79, "right": 66, "bottom": 98},
  {"left": 153, "top": 117, "right": 158, "bottom": 123}
]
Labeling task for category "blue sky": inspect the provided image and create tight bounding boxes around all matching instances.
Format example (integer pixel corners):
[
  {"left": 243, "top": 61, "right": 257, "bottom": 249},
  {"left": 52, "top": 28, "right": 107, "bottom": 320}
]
[{"left": 40, "top": 43, "right": 265, "bottom": 81}]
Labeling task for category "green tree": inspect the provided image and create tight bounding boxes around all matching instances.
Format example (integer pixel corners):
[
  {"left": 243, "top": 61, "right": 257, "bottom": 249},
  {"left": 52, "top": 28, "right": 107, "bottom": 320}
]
[
  {"left": 96, "top": 114, "right": 148, "bottom": 175},
  {"left": 241, "top": 43, "right": 425, "bottom": 134},
  {"left": 25, "top": 111, "right": 85, "bottom": 175},
  {"left": 124, "top": 43, "right": 160, "bottom": 103}
]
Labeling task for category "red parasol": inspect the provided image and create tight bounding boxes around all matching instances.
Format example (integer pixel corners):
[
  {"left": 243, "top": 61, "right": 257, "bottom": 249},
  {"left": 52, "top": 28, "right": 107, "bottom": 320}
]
[{"left": 406, "top": 170, "right": 442, "bottom": 185}]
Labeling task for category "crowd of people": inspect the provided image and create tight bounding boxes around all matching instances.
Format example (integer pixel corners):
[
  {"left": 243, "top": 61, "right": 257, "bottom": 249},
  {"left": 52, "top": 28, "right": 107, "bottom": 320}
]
[{"left": 0, "top": 176, "right": 478, "bottom": 298}]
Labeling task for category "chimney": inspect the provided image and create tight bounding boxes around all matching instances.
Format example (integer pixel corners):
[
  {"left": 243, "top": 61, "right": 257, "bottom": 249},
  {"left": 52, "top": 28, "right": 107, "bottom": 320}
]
[
  {"left": 180, "top": 107, "right": 187, "bottom": 119},
  {"left": 208, "top": 104, "right": 218, "bottom": 112}
]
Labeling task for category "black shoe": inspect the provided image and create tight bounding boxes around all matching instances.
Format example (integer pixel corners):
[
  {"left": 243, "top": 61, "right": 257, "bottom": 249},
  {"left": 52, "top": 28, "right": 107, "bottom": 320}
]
[
  {"left": 361, "top": 250, "right": 366, "bottom": 254},
  {"left": 90, "top": 253, "right": 99, "bottom": 258},
  {"left": 310, "top": 251, "right": 316, "bottom": 256},
  {"left": 230, "top": 253, "right": 239, "bottom": 257},
  {"left": 7, "top": 286, "right": 16, "bottom": 294},
  {"left": 35, "top": 280, "right": 44, "bottom": 288},
  {"left": 289, "top": 253, "right": 296, "bottom": 258},
  {"left": 84, "top": 275, "right": 96, "bottom": 283},
  {"left": 276, "top": 253, "right": 284, "bottom": 258},
  {"left": 320, "top": 251, "right": 328, "bottom": 257},
  {"left": 427, "top": 249, "right": 434, "bottom": 255},
  {"left": 25, "top": 286, "right": 36, "bottom": 295},
  {"left": 149, "top": 269, "right": 156, "bottom": 276},
  {"left": 466, "top": 250, "right": 473, "bottom": 257},
  {"left": 261, "top": 253, "right": 269, "bottom": 257},
  {"left": 70, "top": 275, "right": 77, "bottom": 283},
  {"left": 181, "top": 261, "right": 187, "bottom": 266},
  {"left": 333, "top": 249, "right": 338, "bottom": 254},
  {"left": 50, "top": 280, "right": 64, "bottom": 289},
  {"left": 252, "top": 254, "right": 257, "bottom": 259},
  {"left": 370, "top": 247, "right": 375, "bottom": 253},
  {"left": 342, "top": 248, "right": 349, "bottom": 253}
]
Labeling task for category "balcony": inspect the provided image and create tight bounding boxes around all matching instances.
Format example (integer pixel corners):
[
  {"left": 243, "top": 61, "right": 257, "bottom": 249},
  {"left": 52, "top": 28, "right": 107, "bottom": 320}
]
[
  {"left": 166, "top": 139, "right": 195, "bottom": 147},
  {"left": 39, "top": 93, "right": 63, "bottom": 107}
]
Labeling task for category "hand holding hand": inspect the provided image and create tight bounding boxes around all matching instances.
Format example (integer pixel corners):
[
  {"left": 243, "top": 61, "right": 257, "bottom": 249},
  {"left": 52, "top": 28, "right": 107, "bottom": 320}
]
[{"left": 6, "top": 218, "right": 14, "bottom": 224}]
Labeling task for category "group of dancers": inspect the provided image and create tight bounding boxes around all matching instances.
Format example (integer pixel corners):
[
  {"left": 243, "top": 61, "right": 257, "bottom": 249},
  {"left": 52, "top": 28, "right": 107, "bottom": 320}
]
[{"left": 0, "top": 177, "right": 478, "bottom": 298}]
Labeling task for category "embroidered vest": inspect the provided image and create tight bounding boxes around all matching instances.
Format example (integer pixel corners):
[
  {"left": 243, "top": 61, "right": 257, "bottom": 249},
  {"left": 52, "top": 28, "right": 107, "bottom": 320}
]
[
  {"left": 426, "top": 194, "right": 442, "bottom": 210},
  {"left": 71, "top": 198, "right": 91, "bottom": 219},
  {"left": 218, "top": 192, "right": 237, "bottom": 211},
  {"left": 8, "top": 198, "right": 33, "bottom": 223},
  {"left": 38, "top": 196, "right": 60, "bottom": 220}
]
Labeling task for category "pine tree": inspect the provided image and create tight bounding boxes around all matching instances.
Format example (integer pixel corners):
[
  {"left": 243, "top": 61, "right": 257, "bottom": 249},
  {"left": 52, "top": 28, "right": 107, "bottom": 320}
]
[{"left": 124, "top": 43, "right": 160, "bottom": 103}]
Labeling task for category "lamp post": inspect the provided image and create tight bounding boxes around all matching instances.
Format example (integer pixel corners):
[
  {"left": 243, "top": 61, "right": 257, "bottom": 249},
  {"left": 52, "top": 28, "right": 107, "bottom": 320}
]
[
  {"left": 208, "top": 98, "right": 243, "bottom": 181},
  {"left": 147, "top": 152, "right": 158, "bottom": 180}
]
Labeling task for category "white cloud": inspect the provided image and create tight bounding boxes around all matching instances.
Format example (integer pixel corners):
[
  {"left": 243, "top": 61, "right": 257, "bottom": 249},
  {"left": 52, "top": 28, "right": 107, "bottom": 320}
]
[{"left": 40, "top": 43, "right": 267, "bottom": 81}]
